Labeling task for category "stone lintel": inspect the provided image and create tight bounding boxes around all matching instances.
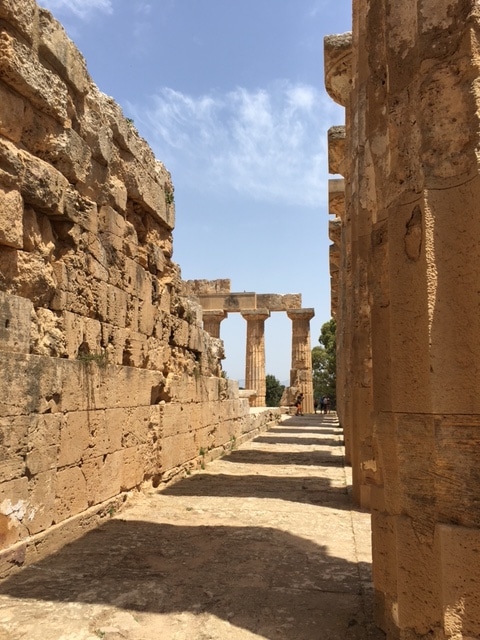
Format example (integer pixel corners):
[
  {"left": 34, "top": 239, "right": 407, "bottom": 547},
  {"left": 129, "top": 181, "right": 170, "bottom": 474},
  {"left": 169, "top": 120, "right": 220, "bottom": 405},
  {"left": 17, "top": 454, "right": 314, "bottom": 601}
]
[
  {"left": 197, "top": 292, "right": 302, "bottom": 313},
  {"left": 328, "top": 126, "right": 346, "bottom": 176},
  {"left": 197, "top": 292, "right": 256, "bottom": 312},
  {"left": 329, "top": 179, "right": 345, "bottom": 218},
  {"left": 324, "top": 32, "right": 353, "bottom": 107},
  {"left": 287, "top": 308, "right": 315, "bottom": 322},
  {"left": 256, "top": 293, "right": 302, "bottom": 311}
]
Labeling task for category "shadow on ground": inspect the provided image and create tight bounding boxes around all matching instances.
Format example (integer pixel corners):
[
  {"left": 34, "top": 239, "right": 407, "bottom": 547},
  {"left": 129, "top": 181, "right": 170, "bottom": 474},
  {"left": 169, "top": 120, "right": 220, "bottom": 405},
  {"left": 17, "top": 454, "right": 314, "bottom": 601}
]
[{"left": 0, "top": 520, "right": 371, "bottom": 640}]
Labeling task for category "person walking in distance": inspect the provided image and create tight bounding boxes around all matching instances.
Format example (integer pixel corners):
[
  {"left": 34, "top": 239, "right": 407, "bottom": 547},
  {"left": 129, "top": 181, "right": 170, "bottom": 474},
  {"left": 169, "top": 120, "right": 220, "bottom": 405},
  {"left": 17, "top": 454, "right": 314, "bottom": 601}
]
[
  {"left": 323, "top": 396, "right": 330, "bottom": 414},
  {"left": 295, "top": 393, "right": 304, "bottom": 416}
]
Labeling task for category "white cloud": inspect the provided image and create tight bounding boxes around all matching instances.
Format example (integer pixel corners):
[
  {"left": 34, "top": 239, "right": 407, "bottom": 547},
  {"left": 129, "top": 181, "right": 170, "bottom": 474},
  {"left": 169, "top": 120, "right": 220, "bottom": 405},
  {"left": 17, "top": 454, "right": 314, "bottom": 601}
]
[
  {"left": 129, "top": 81, "right": 338, "bottom": 208},
  {"left": 39, "top": 0, "right": 112, "bottom": 20}
]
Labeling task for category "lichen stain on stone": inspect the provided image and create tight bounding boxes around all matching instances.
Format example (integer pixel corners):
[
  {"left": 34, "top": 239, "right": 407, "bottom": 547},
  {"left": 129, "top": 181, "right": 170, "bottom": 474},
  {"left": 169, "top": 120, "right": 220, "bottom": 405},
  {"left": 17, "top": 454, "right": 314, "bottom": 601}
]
[{"left": 405, "top": 205, "right": 423, "bottom": 261}]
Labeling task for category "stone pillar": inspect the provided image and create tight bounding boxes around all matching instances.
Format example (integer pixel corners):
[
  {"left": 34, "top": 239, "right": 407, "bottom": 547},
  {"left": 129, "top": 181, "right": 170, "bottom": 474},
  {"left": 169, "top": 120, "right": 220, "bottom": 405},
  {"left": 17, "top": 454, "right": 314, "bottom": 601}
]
[
  {"left": 241, "top": 309, "right": 270, "bottom": 407},
  {"left": 333, "top": 1, "right": 480, "bottom": 638},
  {"left": 202, "top": 310, "right": 227, "bottom": 338},
  {"left": 287, "top": 309, "right": 315, "bottom": 414}
]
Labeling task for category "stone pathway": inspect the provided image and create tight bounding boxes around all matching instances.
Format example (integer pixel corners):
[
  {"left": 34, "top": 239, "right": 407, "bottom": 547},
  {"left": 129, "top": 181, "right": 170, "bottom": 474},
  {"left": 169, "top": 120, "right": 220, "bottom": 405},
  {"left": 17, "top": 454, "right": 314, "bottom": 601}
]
[{"left": 0, "top": 413, "right": 384, "bottom": 640}]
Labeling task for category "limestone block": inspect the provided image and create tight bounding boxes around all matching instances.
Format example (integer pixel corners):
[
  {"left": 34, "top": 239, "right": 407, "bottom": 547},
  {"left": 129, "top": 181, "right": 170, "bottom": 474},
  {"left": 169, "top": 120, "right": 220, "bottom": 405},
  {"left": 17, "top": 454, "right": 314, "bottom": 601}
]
[
  {"left": 0, "top": 352, "right": 66, "bottom": 417},
  {"left": 83, "top": 451, "right": 122, "bottom": 504},
  {"left": 106, "top": 284, "right": 127, "bottom": 327},
  {"left": 106, "top": 366, "right": 163, "bottom": 410},
  {"left": 77, "top": 157, "right": 109, "bottom": 205},
  {"left": 328, "top": 178, "right": 345, "bottom": 217},
  {"left": 395, "top": 515, "right": 440, "bottom": 634},
  {"left": 31, "top": 307, "right": 66, "bottom": 357},
  {"left": 160, "top": 432, "right": 196, "bottom": 471},
  {"left": 0, "top": 137, "right": 24, "bottom": 190},
  {"left": 328, "top": 126, "right": 346, "bottom": 175},
  {"left": 435, "top": 416, "right": 480, "bottom": 528},
  {"left": 0, "top": 29, "right": 69, "bottom": 124},
  {"left": 25, "top": 417, "right": 60, "bottom": 474},
  {"left": 63, "top": 312, "right": 101, "bottom": 359},
  {"left": 81, "top": 87, "right": 114, "bottom": 165},
  {"left": 100, "top": 325, "right": 124, "bottom": 365},
  {"left": 438, "top": 523, "right": 480, "bottom": 638},
  {"left": 106, "top": 176, "right": 128, "bottom": 212},
  {"left": 27, "top": 469, "right": 56, "bottom": 534},
  {"left": 256, "top": 293, "right": 302, "bottom": 311},
  {"left": 0, "top": 477, "right": 30, "bottom": 549},
  {"left": 121, "top": 446, "right": 146, "bottom": 490},
  {"left": 54, "top": 466, "right": 88, "bottom": 522},
  {"left": 0, "top": 247, "right": 56, "bottom": 307},
  {"left": 86, "top": 253, "right": 108, "bottom": 283},
  {"left": 0, "top": 415, "right": 29, "bottom": 482},
  {"left": 0, "top": 291, "right": 32, "bottom": 354},
  {"left": 0, "top": 0, "right": 37, "bottom": 43},
  {"left": 20, "top": 148, "right": 69, "bottom": 214},
  {"left": 147, "top": 244, "right": 166, "bottom": 275},
  {"left": 38, "top": 8, "right": 90, "bottom": 96},
  {"left": 0, "top": 83, "right": 26, "bottom": 142},
  {"left": 105, "top": 406, "right": 149, "bottom": 449},
  {"left": 50, "top": 260, "right": 68, "bottom": 311},
  {"left": 170, "top": 319, "right": 189, "bottom": 348},
  {"left": 121, "top": 331, "right": 147, "bottom": 368},
  {"left": 125, "top": 296, "right": 139, "bottom": 331},
  {"left": 372, "top": 413, "right": 401, "bottom": 514},
  {"left": 324, "top": 32, "right": 353, "bottom": 107},
  {"left": 58, "top": 411, "right": 91, "bottom": 468},
  {"left": 23, "top": 208, "right": 55, "bottom": 257},
  {"left": 161, "top": 403, "right": 191, "bottom": 438},
  {"left": 99, "top": 205, "right": 126, "bottom": 251},
  {"left": 138, "top": 299, "right": 156, "bottom": 336},
  {"left": 121, "top": 158, "right": 172, "bottom": 229},
  {"left": 396, "top": 413, "right": 436, "bottom": 540},
  {"left": 188, "top": 324, "right": 206, "bottom": 354}
]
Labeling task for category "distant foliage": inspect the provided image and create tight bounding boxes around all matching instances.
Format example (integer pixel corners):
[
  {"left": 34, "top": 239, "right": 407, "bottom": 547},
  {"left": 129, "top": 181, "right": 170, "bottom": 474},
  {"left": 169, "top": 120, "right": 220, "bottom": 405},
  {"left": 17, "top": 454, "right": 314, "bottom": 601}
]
[
  {"left": 265, "top": 374, "right": 285, "bottom": 407},
  {"left": 312, "top": 319, "right": 336, "bottom": 408}
]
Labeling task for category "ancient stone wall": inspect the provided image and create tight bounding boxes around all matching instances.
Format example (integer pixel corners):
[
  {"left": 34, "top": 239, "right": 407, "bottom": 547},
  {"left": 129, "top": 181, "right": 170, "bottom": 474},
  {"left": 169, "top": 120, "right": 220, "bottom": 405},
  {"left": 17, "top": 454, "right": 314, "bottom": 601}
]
[
  {"left": 0, "top": 0, "right": 280, "bottom": 577},
  {"left": 326, "top": 1, "right": 480, "bottom": 638}
]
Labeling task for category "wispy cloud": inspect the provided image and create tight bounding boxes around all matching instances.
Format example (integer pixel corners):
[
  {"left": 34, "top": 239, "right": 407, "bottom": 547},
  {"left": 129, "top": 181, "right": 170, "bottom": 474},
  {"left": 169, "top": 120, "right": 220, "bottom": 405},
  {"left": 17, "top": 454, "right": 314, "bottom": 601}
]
[
  {"left": 129, "top": 81, "right": 338, "bottom": 208},
  {"left": 39, "top": 0, "right": 113, "bottom": 20}
]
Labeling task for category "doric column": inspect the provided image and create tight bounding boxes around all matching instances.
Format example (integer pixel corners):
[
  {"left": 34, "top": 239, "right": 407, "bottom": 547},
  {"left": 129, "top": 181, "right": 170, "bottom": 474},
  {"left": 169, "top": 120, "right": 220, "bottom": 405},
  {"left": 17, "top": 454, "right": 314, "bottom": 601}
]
[
  {"left": 287, "top": 308, "right": 315, "bottom": 414},
  {"left": 241, "top": 309, "right": 270, "bottom": 407},
  {"left": 202, "top": 310, "right": 227, "bottom": 338}
]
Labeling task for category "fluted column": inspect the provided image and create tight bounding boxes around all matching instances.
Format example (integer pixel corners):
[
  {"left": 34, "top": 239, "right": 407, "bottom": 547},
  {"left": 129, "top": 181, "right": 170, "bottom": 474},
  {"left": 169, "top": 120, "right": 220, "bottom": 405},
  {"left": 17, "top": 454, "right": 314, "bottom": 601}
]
[
  {"left": 241, "top": 309, "right": 270, "bottom": 407},
  {"left": 287, "top": 308, "right": 315, "bottom": 414},
  {"left": 202, "top": 310, "right": 227, "bottom": 338}
]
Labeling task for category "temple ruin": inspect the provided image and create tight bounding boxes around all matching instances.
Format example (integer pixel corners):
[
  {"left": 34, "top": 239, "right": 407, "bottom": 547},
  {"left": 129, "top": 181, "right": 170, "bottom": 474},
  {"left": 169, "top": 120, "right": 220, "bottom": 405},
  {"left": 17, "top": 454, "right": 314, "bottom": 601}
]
[
  {"left": 0, "top": 0, "right": 283, "bottom": 577},
  {"left": 184, "top": 280, "right": 315, "bottom": 412},
  {"left": 325, "top": 1, "right": 480, "bottom": 638}
]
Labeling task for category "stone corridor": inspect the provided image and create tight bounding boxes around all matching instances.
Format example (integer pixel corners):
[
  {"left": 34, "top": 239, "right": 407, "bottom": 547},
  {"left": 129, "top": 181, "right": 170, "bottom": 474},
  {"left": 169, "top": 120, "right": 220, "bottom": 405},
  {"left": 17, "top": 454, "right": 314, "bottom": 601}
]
[{"left": 0, "top": 414, "right": 383, "bottom": 640}]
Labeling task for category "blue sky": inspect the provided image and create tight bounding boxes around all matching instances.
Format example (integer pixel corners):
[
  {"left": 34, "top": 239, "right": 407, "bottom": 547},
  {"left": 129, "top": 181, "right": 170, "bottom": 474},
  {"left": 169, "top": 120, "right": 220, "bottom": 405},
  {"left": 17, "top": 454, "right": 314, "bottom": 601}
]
[{"left": 39, "top": 0, "right": 350, "bottom": 383}]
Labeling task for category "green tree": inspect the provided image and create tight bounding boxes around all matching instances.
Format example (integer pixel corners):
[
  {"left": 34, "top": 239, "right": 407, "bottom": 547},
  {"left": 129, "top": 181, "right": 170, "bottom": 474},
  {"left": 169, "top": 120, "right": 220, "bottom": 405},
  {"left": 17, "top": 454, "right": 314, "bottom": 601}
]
[
  {"left": 265, "top": 374, "right": 285, "bottom": 407},
  {"left": 312, "top": 319, "right": 336, "bottom": 408}
]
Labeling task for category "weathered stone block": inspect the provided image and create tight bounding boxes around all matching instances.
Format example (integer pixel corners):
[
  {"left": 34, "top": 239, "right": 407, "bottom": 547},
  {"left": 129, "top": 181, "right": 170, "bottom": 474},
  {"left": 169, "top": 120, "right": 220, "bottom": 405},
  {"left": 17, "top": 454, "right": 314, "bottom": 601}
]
[
  {"left": 0, "top": 292, "right": 32, "bottom": 354},
  {"left": 0, "top": 83, "right": 26, "bottom": 142},
  {"left": 55, "top": 466, "right": 88, "bottom": 522},
  {"left": 28, "top": 469, "right": 56, "bottom": 534},
  {"left": 438, "top": 523, "right": 480, "bottom": 638},
  {"left": 0, "top": 0, "right": 37, "bottom": 43},
  {"left": 83, "top": 451, "right": 122, "bottom": 504},
  {"left": 0, "top": 476, "right": 30, "bottom": 549},
  {"left": 38, "top": 8, "right": 90, "bottom": 96},
  {"left": 121, "top": 446, "right": 146, "bottom": 490},
  {"left": 58, "top": 411, "right": 91, "bottom": 468},
  {"left": 0, "top": 29, "right": 69, "bottom": 124}
]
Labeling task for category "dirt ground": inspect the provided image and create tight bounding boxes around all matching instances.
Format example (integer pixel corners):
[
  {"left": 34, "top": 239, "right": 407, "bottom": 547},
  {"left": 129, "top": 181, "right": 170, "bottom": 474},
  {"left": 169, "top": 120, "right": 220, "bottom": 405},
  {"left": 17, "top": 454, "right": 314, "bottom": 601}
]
[{"left": 0, "top": 413, "right": 385, "bottom": 640}]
